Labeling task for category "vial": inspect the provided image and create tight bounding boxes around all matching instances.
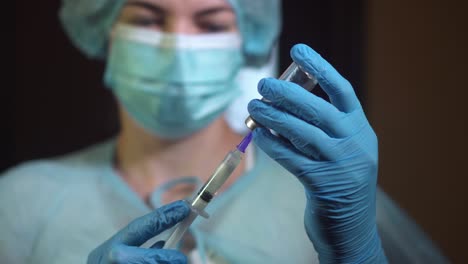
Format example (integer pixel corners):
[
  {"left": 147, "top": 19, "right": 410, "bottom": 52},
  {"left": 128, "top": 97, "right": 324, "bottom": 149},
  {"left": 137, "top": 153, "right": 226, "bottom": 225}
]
[{"left": 245, "top": 62, "right": 318, "bottom": 130}]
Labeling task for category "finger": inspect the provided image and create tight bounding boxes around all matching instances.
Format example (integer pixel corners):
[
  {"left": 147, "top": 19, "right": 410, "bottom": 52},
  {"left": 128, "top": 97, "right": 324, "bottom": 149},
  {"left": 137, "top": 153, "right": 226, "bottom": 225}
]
[
  {"left": 114, "top": 200, "right": 190, "bottom": 246},
  {"left": 257, "top": 78, "right": 349, "bottom": 137},
  {"left": 253, "top": 128, "right": 366, "bottom": 193},
  {"left": 252, "top": 128, "right": 320, "bottom": 178},
  {"left": 248, "top": 99, "right": 335, "bottom": 160},
  {"left": 290, "top": 44, "right": 362, "bottom": 113},
  {"left": 109, "top": 245, "right": 187, "bottom": 264}
]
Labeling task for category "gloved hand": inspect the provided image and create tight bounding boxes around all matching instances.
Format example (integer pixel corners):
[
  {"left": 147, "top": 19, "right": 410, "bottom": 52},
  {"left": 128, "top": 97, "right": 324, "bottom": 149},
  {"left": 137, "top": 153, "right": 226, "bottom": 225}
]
[
  {"left": 87, "top": 200, "right": 190, "bottom": 264},
  {"left": 248, "top": 44, "right": 387, "bottom": 263}
]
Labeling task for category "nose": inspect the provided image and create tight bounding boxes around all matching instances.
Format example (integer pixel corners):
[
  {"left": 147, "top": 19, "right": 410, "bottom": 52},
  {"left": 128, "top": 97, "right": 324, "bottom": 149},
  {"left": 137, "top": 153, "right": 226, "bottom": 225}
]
[{"left": 164, "top": 17, "right": 199, "bottom": 34}]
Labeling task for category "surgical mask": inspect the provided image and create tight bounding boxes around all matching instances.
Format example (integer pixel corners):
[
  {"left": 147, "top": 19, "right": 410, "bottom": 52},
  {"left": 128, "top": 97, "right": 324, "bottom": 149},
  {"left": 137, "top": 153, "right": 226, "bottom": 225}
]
[{"left": 104, "top": 24, "right": 244, "bottom": 139}]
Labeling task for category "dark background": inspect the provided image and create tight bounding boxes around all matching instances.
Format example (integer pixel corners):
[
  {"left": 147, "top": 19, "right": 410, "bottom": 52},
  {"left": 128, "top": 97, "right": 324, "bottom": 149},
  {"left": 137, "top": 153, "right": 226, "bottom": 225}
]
[{"left": 11, "top": 0, "right": 467, "bottom": 262}]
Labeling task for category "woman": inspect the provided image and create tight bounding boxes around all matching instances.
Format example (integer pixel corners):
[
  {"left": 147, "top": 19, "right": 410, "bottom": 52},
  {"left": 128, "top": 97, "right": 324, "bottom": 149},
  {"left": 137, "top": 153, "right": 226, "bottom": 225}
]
[{"left": 2, "top": 0, "right": 448, "bottom": 263}]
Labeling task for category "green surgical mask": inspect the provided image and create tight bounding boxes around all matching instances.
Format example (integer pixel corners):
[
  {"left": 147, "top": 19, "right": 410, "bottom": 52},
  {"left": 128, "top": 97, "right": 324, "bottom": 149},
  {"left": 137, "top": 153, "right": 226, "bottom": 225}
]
[{"left": 104, "top": 24, "right": 244, "bottom": 139}]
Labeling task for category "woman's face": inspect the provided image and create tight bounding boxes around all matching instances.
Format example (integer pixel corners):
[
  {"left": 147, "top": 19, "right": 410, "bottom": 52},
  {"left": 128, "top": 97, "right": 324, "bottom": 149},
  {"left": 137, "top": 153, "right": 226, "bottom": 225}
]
[{"left": 117, "top": 0, "right": 238, "bottom": 34}]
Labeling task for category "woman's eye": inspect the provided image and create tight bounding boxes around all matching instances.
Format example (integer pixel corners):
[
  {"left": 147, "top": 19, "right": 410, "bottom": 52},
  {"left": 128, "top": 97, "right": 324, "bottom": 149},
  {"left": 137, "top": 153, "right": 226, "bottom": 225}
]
[
  {"left": 199, "top": 23, "right": 231, "bottom": 33},
  {"left": 130, "top": 17, "right": 164, "bottom": 27}
]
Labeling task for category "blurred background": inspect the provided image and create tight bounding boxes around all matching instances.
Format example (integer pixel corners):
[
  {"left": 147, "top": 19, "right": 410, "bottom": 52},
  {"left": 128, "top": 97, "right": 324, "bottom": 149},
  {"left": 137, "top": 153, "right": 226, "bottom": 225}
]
[{"left": 11, "top": 0, "right": 467, "bottom": 262}]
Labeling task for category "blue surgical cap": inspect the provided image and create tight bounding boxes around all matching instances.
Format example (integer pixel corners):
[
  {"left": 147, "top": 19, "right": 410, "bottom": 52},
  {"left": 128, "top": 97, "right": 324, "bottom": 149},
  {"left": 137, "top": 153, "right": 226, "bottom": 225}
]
[{"left": 59, "top": 0, "right": 281, "bottom": 64}]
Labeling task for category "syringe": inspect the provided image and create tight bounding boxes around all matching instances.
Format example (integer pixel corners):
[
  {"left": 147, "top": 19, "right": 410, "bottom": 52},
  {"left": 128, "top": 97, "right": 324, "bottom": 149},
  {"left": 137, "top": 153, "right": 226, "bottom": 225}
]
[
  {"left": 163, "top": 61, "right": 317, "bottom": 249},
  {"left": 163, "top": 132, "right": 253, "bottom": 249}
]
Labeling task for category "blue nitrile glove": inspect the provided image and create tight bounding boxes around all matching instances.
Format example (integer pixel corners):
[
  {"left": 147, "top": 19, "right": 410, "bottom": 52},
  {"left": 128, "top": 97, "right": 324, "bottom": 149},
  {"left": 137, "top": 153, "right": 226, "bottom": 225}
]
[
  {"left": 87, "top": 200, "right": 190, "bottom": 264},
  {"left": 248, "top": 44, "right": 387, "bottom": 263}
]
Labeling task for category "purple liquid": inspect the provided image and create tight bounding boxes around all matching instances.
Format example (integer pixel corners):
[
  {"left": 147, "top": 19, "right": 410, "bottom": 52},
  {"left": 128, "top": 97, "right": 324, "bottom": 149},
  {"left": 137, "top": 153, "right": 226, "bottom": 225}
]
[{"left": 236, "top": 132, "right": 253, "bottom": 153}]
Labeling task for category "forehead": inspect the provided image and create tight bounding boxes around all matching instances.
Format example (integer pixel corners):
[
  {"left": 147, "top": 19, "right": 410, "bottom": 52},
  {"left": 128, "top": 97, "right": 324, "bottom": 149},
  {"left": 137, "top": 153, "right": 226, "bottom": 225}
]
[{"left": 125, "top": 0, "right": 233, "bottom": 13}]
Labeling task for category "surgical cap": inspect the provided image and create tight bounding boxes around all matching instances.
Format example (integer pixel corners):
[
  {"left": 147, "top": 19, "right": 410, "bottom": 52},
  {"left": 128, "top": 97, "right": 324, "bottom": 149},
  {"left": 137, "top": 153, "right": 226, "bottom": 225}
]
[{"left": 59, "top": 0, "right": 281, "bottom": 64}]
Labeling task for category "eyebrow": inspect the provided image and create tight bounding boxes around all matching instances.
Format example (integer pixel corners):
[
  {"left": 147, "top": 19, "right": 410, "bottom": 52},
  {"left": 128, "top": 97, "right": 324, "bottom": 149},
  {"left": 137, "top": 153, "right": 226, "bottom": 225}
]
[
  {"left": 125, "top": 1, "right": 164, "bottom": 15},
  {"left": 194, "top": 7, "right": 235, "bottom": 18}
]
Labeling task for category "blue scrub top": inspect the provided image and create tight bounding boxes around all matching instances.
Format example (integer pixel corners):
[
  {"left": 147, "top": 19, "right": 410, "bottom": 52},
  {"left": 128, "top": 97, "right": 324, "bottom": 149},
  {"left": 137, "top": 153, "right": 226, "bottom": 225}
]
[{"left": 0, "top": 140, "right": 449, "bottom": 263}]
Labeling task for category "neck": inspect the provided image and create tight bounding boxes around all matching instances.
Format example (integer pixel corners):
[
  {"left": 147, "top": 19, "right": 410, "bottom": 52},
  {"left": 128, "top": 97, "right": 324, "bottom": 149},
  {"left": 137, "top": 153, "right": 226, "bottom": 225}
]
[{"left": 114, "top": 108, "right": 246, "bottom": 204}]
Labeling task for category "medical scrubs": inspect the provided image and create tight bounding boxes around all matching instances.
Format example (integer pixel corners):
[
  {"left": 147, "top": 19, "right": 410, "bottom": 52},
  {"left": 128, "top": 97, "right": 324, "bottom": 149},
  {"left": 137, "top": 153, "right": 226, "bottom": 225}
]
[{"left": 0, "top": 140, "right": 448, "bottom": 263}]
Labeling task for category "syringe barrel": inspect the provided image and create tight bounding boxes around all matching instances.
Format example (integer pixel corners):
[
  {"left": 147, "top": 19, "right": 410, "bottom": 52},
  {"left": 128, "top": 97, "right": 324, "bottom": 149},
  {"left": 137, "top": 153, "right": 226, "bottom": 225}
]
[
  {"left": 196, "top": 150, "right": 242, "bottom": 200},
  {"left": 245, "top": 62, "right": 318, "bottom": 130},
  {"left": 163, "top": 150, "right": 243, "bottom": 249}
]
